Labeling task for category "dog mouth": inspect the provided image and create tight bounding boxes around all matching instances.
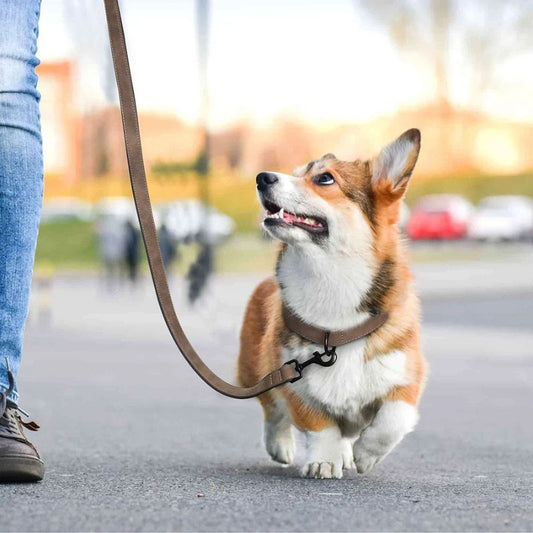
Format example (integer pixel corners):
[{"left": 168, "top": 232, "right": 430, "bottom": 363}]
[{"left": 262, "top": 200, "right": 328, "bottom": 234}]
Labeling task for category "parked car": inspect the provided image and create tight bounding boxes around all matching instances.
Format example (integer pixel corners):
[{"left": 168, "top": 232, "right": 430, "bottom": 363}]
[
  {"left": 158, "top": 200, "right": 235, "bottom": 245},
  {"left": 158, "top": 199, "right": 204, "bottom": 243},
  {"left": 95, "top": 196, "right": 136, "bottom": 222},
  {"left": 468, "top": 195, "right": 533, "bottom": 242},
  {"left": 407, "top": 194, "right": 473, "bottom": 240}
]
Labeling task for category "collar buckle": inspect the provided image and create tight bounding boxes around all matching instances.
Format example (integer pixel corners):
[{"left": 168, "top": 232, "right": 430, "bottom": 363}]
[{"left": 287, "top": 332, "right": 338, "bottom": 383}]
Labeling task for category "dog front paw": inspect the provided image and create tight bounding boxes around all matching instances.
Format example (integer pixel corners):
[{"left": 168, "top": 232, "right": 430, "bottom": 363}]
[
  {"left": 302, "top": 461, "right": 343, "bottom": 479},
  {"left": 353, "top": 442, "right": 383, "bottom": 474},
  {"left": 265, "top": 424, "right": 296, "bottom": 465}
]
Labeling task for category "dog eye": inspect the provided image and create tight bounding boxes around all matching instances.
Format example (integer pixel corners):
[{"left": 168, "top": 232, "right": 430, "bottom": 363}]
[{"left": 314, "top": 172, "right": 335, "bottom": 186}]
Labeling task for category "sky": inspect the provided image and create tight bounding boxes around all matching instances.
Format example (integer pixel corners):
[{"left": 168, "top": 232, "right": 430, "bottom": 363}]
[{"left": 37, "top": 0, "right": 533, "bottom": 130}]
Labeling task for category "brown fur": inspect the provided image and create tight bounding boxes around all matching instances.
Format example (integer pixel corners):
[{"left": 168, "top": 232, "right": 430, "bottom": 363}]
[{"left": 238, "top": 131, "right": 426, "bottom": 432}]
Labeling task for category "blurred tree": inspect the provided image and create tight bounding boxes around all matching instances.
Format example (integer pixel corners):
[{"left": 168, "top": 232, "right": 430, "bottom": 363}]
[
  {"left": 64, "top": 0, "right": 118, "bottom": 109},
  {"left": 355, "top": 0, "right": 533, "bottom": 112},
  {"left": 211, "top": 124, "right": 249, "bottom": 170},
  {"left": 65, "top": 0, "right": 120, "bottom": 178},
  {"left": 187, "top": 0, "right": 213, "bottom": 303}
]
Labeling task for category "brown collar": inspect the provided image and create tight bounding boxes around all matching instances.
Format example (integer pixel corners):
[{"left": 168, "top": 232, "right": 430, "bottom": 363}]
[{"left": 282, "top": 304, "right": 388, "bottom": 347}]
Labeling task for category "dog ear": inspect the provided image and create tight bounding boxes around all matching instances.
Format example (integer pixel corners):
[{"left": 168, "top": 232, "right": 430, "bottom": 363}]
[{"left": 372, "top": 129, "right": 421, "bottom": 195}]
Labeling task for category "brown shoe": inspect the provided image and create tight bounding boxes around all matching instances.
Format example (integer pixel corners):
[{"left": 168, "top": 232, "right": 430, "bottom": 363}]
[{"left": 0, "top": 369, "right": 44, "bottom": 482}]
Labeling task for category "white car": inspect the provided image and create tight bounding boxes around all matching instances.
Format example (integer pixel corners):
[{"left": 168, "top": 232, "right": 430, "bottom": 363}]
[
  {"left": 159, "top": 200, "right": 235, "bottom": 245},
  {"left": 468, "top": 195, "right": 533, "bottom": 241},
  {"left": 95, "top": 197, "right": 136, "bottom": 222}
]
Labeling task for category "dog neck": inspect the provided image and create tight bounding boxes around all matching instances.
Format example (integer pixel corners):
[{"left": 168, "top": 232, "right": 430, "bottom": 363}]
[{"left": 276, "top": 243, "right": 377, "bottom": 331}]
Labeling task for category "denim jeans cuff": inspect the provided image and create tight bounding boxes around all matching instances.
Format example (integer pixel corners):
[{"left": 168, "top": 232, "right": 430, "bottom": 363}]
[{"left": 0, "top": 382, "right": 19, "bottom": 405}]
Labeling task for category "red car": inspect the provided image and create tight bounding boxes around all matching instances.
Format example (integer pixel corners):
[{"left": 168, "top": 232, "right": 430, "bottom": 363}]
[{"left": 407, "top": 195, "right": 473, "bottom": 240}]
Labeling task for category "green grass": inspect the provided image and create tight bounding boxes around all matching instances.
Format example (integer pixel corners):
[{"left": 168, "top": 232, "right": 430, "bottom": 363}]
[
  {"left": 35, "top": 171, "right": 533, "bottom": 273},
  {"left": 35, "top": 220, "right": 98, "bottom": 270},
  {"left": 406, "top": 171, "right": 533, "bottom": 206},
  {"left": 210, "top": 180, "right": 259, "bottom": 233},
  {"left": 35, "top": 220, "right": 525, "bottom": 275},
  {"left": 215, "top": 235, "right": 277, "bottom": 273},
  {"left": 34, "top": 220, "right": 277, "bottom": 274}
]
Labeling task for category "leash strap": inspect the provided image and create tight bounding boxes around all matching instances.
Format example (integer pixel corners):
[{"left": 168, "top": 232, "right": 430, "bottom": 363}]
[{"left": 103, "top": 0, "right": 299, "bottom": 398}]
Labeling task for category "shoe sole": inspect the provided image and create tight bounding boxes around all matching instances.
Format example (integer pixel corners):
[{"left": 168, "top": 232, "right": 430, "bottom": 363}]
[{"left": 0, "top": 456, "right": 44, "bottom": 482}]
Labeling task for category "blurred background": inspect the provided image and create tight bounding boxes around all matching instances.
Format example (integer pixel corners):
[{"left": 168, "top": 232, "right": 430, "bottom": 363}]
[
  {"left": 33, "top": 0, "right": 533, "bottom": 291},
  {"left": 6, "top": 2, "right": 532, "bottom": 529}
]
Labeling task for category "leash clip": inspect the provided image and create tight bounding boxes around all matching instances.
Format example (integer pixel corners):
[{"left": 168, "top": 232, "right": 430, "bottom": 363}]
[{"left": 287, "top": 332, "right": 337, "bottom": 383}]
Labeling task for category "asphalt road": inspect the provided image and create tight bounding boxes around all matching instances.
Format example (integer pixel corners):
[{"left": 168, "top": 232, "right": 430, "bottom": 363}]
[{"left": 1, "top": 270, "right": 532, "bottom": 532}]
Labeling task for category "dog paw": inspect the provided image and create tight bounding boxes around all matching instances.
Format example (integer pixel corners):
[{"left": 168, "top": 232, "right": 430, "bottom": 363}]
[
  {"left": 353, "top": 443, "right": 382, "bottom": 474},
  {"left": 342, "top": 453, "right": 356, "bottom": 470},
  {"left": 266, "top": 430, "right": 296, "bottom": 465},
  {"left": 342, "top": 440, "right": 356, "bottom": 470},
  {"left": 302, "top": 461, "right": 343, "bottom": 479}
]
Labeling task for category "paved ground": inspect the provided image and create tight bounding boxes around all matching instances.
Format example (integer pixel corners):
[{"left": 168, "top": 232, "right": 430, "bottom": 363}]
[{"left": 1, "top": 260, "right": 533, "bottom": 532}]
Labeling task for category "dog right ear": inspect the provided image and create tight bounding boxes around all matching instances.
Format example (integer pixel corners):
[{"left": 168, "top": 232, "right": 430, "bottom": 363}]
[{"left": 372, "top": 129, "right": 421, "bottom": 197}]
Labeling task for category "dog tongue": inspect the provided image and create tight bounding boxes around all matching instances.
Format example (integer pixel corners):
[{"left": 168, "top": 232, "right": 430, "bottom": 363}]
[{"left": 281, "top": 208, "right": 297, "bottom": 224}]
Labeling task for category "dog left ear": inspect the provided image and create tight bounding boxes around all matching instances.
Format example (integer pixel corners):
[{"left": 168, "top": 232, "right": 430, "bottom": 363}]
[{"left": 372, "top": 129, "right": 421, "bottom": 196}]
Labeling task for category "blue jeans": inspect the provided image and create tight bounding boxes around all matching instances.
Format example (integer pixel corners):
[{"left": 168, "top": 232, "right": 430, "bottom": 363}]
[{"left": 0, "top": 0, "right": 43, "bottom": 404}]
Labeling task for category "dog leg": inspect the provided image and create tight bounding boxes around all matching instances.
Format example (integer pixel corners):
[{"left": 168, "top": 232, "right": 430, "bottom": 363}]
[
  {"left": 353, "top": 400, "right": 418, "bottom": 474},
  {"left": 341, "top": 437, "right": 356, "bottom": 470},
  {"left": 264, "top": 401, "right": 296, "bottom": 465},
  {"left": 302, "top": 425, "right": 345, "bottom": 479}
]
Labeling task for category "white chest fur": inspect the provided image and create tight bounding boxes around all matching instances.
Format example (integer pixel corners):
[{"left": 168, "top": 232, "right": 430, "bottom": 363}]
[
  {"left": 277, "top": 237, "right": 406, "bottom": 423},
  {"left": 277, "top": 244, "right": 375, "bottom": 331},
  {"left": 282, "top": 339, "right": 408, "bottom": 419}
]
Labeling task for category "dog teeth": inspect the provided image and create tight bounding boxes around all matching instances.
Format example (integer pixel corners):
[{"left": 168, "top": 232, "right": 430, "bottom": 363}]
[
  {"left": 297, "top": 216, "right": 318, "bottom": 227},
  {"left": 264, "top": 207, "right": 324, "bottom": 229}
]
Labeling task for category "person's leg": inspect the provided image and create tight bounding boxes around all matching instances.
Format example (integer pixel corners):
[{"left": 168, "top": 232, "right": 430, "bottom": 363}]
[{"left": 0, "top": 0, "right": 43, "bottom": 405}]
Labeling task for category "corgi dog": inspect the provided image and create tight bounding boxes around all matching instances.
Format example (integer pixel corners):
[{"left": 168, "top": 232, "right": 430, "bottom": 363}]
[{"left": 237, "top": 129, "right": 426, "bottom": 479}]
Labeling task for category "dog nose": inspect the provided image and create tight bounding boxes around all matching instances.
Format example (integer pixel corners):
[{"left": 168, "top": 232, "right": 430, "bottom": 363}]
[{"left": 256, "top": 172, "right": 278, "bottom": 191}]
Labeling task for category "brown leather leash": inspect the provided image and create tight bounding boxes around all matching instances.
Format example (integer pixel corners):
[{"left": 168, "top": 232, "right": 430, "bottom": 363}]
[{"left": 103, "top": 0, "right": 387, "bottom": 399}]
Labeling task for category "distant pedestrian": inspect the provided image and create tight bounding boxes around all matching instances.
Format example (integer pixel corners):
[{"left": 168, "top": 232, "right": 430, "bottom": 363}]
[
  {"left": 159, "top": 223, "right": 178, "bottom": 271},
  {"left": 96, "top": 215, "right": 128, "bottom": 287},
  {"left": 124, "top": 219, "right": 140, "bottom": 283}
]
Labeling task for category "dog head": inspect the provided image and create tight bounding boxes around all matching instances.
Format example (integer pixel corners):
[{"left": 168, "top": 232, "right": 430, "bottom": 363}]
[{"left": 257, "top": 128, "right": 421, "bottom": 255}]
